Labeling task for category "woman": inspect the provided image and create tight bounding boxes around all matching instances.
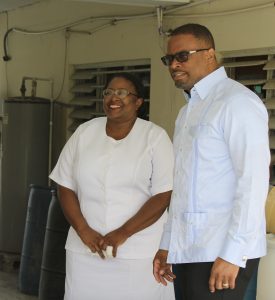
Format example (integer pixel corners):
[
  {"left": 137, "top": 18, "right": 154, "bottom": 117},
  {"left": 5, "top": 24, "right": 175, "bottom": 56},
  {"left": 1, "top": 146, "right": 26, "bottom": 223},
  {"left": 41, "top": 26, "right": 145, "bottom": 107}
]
[{"left": 50, "top": 73, "right": 175, "bottom": 300}]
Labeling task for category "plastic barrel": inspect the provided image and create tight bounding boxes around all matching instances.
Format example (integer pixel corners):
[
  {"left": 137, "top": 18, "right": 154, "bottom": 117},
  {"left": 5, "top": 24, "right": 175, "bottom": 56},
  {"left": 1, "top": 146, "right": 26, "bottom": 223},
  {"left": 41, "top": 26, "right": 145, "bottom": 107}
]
[
  {"left": 39, "top": 189, "right": 70, "bottom": 300},
  {"left": 18, "top": 185, "right": 52, "bottom": 295}
]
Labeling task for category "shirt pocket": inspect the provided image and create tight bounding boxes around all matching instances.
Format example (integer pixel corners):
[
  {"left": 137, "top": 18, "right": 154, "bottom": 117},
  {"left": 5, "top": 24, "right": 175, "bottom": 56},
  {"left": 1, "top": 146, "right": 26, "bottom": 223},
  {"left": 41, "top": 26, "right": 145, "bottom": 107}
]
[
  {"left": 192, "top": 212, "right": 231, "bottom": 248},
  {"left": 190, "top": 123, "right": 214, "bottom": 139}
]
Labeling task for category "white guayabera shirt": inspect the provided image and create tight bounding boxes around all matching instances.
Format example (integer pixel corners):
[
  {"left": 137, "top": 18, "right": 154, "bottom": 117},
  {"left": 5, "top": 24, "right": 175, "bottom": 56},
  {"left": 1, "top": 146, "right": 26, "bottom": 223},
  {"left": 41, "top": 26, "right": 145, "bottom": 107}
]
[
  {"left": 160, "top": 67, "right": 270, "bottom": 268},
  {"left": 50, "top": 117, "right": 174, "bottom": 259}
]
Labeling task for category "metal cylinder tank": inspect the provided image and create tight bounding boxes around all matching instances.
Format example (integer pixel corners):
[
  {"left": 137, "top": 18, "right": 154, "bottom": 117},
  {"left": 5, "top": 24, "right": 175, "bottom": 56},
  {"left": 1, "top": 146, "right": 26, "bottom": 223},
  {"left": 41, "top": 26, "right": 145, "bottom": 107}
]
[{"left": 0, "top": 97, "right": 50, "bottom": 254}]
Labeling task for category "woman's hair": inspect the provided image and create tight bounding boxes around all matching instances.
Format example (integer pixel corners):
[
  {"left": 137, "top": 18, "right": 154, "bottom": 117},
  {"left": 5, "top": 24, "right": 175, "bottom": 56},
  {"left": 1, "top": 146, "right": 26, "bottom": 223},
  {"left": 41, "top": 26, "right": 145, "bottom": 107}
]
[
  {"left": 170, "top": 23, "right": 215, "bottom": 50},
  {"left": 104, "top": 72, "right": 147, "bottom": 119}
]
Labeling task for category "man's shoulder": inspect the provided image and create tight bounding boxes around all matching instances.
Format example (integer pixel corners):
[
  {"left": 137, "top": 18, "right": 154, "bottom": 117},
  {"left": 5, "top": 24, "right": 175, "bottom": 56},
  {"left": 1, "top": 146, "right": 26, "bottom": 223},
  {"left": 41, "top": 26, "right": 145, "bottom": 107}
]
[
  {"left": 215, "top": 77, "right": 261, "bottom": 103},
  {"left": 214, "top": 78, "right": 267, "bottom": 118}
]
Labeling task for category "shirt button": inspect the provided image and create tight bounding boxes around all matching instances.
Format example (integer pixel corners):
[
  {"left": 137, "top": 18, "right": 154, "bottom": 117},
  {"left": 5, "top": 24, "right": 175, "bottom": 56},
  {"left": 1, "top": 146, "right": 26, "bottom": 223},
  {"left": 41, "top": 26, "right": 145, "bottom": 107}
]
[{"left": 242, "top": 256, "right": 248, "bottom": 262}]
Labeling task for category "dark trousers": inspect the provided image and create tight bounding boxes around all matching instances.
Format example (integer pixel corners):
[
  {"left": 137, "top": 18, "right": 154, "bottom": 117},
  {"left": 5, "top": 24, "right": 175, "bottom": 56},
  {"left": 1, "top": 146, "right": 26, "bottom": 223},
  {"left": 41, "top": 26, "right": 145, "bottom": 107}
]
[{"left": 172, "top": 258, "right": 260, "bottom": 300}]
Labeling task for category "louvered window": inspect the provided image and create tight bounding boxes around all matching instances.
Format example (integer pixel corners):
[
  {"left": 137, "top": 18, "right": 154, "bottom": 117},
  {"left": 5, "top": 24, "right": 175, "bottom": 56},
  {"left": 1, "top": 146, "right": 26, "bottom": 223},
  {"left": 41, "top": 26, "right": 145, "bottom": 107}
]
[
  {"left": 69, "top": 59, "right": 151, "bottom": 132},
  {"left": 221, "top": 48, "right": 275, "bottom": 182}
]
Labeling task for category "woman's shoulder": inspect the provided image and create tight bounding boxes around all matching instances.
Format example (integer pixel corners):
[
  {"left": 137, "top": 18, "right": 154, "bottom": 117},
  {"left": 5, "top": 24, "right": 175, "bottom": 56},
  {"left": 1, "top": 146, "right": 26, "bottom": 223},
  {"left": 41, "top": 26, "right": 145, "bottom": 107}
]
[
  {"left": 136, "top": 118, "right": 166, "bottom": 133},
  {"left": 135, "top": 118, "right": 170, "bottom": 144},
  {"left": 76, "top": 117, "right": 106, "bottom": 134}
]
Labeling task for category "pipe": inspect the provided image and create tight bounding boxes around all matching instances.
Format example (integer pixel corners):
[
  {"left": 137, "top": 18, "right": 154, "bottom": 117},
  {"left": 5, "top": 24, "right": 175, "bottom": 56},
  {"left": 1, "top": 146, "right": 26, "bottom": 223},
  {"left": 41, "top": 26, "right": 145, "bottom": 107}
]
[
  {"left": 48, "top": 80, "right": 54, "bottom": 187},
  {"left": 3, "top": 28, "right": 13, "bottom": 61},
  {"left": 20, "top": 78, "right": 26, "bottom": 99},
  {"left": 1, "top": 0, "right": 215, "bottom": 61},
  {"left": 31, "top": 80, "right": 37, "bottom": 98},
  {"left": 157, "top": 6, "right": 172, "bottom": 36}
]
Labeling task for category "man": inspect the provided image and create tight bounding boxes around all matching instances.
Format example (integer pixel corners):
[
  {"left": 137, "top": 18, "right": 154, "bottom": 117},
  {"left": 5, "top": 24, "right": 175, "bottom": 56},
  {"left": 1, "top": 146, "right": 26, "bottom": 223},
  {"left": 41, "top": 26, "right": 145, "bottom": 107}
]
[{"left": 153, "top": 23, "right": 270, "bottom": 300}]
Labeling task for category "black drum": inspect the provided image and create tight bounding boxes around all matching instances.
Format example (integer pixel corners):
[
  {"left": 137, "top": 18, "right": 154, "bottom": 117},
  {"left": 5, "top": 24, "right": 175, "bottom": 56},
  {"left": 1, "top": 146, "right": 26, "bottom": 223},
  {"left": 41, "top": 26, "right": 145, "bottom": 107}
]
[
  {"left": 39, "top": 189, "right": 70, "bottom": 300},
  {"left": 18, "top": 185, "right": 52, "bottom": 295}
]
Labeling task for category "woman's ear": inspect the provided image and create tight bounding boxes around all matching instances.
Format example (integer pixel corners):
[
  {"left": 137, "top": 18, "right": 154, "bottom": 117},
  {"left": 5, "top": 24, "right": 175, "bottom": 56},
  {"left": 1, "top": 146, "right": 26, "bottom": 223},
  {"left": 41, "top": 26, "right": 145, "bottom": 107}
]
[{"left": 136, "top": 98, "right": 144, "bottom": 111}]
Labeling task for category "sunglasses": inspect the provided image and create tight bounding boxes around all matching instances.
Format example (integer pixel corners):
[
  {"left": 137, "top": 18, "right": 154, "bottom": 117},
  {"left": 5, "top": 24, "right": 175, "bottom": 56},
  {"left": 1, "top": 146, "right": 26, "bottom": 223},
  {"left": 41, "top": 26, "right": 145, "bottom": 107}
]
[
  {"left": 161, "top": 48, "right": 210, "bottom": 66},
  {"left": 102, "top": 88, "right": 138, "bottom": 99}
]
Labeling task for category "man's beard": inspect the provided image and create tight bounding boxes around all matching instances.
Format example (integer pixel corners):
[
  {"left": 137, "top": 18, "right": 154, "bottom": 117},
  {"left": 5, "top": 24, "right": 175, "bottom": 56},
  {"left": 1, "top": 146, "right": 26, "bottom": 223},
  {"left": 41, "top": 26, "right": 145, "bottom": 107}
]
[{"left": 175, "top": 80, "right": 189, "bottom": 90}]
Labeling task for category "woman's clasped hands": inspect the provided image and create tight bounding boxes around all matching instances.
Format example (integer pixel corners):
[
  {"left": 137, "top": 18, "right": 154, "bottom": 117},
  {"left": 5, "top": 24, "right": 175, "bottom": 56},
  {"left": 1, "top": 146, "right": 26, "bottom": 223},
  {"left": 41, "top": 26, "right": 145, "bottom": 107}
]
[{"left": 78, "top": 225, "right": 129, "bottom": 259}]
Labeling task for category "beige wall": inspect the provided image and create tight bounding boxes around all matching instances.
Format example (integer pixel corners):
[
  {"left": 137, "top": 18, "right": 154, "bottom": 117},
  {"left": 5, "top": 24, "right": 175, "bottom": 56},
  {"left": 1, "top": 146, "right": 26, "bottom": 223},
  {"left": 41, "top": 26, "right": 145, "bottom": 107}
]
[{"left": 0, "top": 0, "right": 274, "bottom": 140}]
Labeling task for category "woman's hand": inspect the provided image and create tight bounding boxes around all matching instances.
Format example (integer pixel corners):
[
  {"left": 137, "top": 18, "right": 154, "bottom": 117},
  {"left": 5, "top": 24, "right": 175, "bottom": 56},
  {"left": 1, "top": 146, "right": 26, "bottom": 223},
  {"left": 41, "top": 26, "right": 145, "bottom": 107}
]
[
  {"left": 58, "top": 186, "right": 105, "bottom": 258},
  {"left": 78, "top": 226, "right": 105, "bottom": 259},
  {"left": 102, "top": 228, "right": 129, "bottom": 257}
]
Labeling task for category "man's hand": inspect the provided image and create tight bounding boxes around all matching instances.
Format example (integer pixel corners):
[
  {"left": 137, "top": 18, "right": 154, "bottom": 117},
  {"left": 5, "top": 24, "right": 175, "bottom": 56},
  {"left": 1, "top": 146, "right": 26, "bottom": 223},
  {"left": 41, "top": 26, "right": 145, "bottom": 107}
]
[
  {"left": 209, "top": 257, "right": 239, "bottom": 293},
  {"left": 153, "top": 250, "right": 176, "bottom": 286}
]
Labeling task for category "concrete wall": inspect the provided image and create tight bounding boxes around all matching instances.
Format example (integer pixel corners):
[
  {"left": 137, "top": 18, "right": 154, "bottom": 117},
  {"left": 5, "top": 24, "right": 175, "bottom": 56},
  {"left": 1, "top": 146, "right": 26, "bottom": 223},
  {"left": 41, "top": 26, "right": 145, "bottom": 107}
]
[{"left": 0, "top": 0, "right": 274, "bottom": 141}]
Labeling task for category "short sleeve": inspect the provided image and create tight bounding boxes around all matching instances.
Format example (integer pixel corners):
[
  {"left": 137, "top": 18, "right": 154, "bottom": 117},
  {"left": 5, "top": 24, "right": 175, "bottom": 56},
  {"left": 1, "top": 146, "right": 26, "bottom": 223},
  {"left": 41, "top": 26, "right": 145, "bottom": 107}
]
[{"left": 49, "top": 128, "right": 80, "bottom": 192}]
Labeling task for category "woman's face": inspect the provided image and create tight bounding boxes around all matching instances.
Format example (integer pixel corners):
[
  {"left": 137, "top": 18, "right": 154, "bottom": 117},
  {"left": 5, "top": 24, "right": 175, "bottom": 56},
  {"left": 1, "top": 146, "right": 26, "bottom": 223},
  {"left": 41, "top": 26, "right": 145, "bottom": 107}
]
[{"left": 103, "top": 77, "right": 143, "bottom": 122}]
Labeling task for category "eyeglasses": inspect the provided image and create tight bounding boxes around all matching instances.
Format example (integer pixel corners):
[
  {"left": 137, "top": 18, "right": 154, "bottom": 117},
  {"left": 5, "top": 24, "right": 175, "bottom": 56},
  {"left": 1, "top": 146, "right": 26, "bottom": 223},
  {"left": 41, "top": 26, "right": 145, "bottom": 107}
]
[
  {"left": 161, "top": 48, "right": 210, "bottom": 66},
  {"left": 102, "top": 88, "right": 138, "bottom": 99}
]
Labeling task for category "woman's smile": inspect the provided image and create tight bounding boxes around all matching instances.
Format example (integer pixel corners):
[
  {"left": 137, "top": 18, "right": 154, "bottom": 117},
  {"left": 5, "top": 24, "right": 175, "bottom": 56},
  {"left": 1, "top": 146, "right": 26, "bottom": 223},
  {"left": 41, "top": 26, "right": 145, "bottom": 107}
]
[{"left": 109, "top": 104, "right": 122, "bottom": 109}]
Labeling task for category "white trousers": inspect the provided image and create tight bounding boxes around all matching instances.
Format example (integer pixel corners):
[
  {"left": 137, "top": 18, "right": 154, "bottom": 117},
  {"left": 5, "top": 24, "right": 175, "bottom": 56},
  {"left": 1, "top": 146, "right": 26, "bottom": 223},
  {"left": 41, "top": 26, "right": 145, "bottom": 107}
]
[{"left": 64, "top": 250, "right": 175, "bottom": 300}]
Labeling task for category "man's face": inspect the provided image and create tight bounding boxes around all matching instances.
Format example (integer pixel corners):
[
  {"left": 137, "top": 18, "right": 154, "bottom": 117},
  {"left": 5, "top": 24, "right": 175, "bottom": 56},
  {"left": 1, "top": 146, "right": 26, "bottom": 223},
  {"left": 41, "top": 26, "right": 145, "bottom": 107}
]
[{"left": 167, "top": 34, "right": 211, "bottom": 91}]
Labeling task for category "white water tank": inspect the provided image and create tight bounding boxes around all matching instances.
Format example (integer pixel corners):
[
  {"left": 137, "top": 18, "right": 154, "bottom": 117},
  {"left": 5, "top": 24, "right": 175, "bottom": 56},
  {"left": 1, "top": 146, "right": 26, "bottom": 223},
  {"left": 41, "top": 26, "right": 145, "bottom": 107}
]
[{"left": 257, "top": 234, "right": 275, "bottom": 300}]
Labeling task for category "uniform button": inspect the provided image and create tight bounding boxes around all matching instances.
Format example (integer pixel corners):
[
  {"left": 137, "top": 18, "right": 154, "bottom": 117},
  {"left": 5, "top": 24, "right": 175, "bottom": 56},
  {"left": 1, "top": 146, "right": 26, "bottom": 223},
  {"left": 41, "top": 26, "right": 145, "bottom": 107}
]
[{"left": 242, "top": 256, "right": 248, "bottom": 262}]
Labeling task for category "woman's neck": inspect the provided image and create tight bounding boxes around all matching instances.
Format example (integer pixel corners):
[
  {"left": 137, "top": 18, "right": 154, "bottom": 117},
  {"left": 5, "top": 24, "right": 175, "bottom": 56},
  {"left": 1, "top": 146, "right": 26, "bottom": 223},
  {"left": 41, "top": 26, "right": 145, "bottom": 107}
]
[{"left": 106, "top": 117, "right": 137, "bottom": 140}]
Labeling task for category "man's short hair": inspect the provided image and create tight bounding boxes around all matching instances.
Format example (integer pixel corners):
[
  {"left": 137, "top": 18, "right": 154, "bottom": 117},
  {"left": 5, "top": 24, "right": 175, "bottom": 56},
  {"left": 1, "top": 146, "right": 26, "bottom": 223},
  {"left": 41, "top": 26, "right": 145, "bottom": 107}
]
[{"left": 170, "top": 23, "right": 215, "bottom": 50}]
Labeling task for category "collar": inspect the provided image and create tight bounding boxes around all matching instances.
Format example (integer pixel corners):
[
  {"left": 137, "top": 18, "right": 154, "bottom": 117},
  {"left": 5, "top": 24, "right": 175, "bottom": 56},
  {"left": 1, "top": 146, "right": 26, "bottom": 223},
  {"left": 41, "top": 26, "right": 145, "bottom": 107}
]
[{"left": 183, "top": 66, "right": 228, "bottom": 102}]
